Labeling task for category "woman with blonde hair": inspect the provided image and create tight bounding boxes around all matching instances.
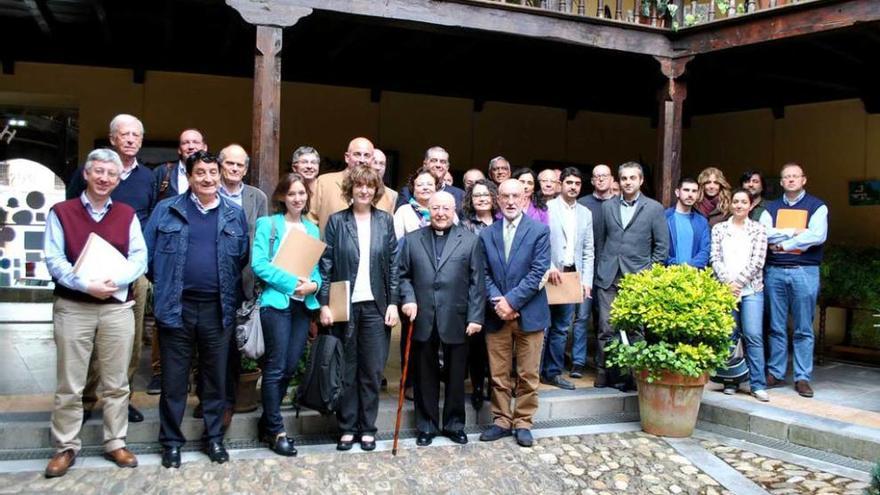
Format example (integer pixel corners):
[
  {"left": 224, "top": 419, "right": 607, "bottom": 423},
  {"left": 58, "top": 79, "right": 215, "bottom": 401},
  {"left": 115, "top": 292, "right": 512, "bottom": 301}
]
[{"left": 696, "top": 166, "right": 732, "bottom": 227}]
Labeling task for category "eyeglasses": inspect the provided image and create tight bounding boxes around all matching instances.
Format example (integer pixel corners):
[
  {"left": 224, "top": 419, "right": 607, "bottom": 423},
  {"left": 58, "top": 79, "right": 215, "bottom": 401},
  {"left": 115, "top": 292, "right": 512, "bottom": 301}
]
[
  {"left": 472, "top": 192, "right": 492, "bottom": 198},
  {"left": 782, "top": 174, "right": 804, "bottom": 180}
]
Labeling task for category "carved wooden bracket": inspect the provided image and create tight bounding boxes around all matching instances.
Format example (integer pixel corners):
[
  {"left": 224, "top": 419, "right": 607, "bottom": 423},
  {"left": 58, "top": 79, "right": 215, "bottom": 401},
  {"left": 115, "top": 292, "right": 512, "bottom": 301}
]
[{"left": 226, "top": 0, "right": 312, "bottom": 27}]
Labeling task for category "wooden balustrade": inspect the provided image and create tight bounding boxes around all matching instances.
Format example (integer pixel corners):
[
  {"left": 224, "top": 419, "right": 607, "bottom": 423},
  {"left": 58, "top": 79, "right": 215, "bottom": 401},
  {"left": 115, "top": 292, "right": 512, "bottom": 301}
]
[{"left": 481, "top": 0, "right": 815, "bottom": 28}]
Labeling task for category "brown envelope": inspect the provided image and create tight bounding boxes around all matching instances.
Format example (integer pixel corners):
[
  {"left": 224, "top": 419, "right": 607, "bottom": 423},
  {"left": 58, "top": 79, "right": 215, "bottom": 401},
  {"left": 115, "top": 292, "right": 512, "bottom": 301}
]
[
  {"left": 328, "top": 281, "right": 350, "bottom": 322},
  {"left": 775, "top": 209, "right": 809, "bottom": 254},
  {"left": 546, "top": 271, "right": 584, "bottom": 305},
  {"left": 271, "top": 226, "right": 327, "bottom": 278}
]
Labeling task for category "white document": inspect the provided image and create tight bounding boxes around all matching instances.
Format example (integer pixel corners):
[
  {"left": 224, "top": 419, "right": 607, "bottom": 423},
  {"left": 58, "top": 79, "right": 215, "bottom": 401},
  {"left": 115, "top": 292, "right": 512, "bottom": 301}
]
[{"left": 72, "top": 233, "right": 130, "bottom": 302}]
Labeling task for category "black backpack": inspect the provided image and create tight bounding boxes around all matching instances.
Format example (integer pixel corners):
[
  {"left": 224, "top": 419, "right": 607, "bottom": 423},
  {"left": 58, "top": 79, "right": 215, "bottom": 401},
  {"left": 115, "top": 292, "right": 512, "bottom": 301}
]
[{"left": 295, "top": 333, "right": 344, "bottom": 415}]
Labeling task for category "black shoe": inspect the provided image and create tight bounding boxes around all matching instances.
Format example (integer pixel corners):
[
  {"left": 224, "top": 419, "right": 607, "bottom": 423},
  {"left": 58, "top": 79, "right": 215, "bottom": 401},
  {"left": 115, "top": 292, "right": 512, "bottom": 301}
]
[
  {"left": 128, "top": 405, "right": 144, "bottom": 423},
  {"left": 381, "top": 376, "right": 388, "bottom": 391},
  {"left": 594, "top": 370, "right": 608, "bottom": 388},
  {"left": 336, "top": 435, "right": 356, "bottom": 451},
  {"left": 514, "top": 428, "right": 534, "bottom": 447},
  {"left": 570, "top": 365, "right": 584, "bottom": 379},
  {"left": 360, "top": 436, "right": 376, "bottom": 451},
  {"left": 442, "top": 430, "right": 468, "bottom": 444},
  {"left": 268, "top": 434, "right": 298, "bottom": 457},
  {"left": 161, "top": 446, "right": 181, "bottom": 469},
  {"left": 479, "top": 425, "right": 512, "bottom": 442},
  {"left": 614, "top": 376, "right": 637, "bottom": 392},
  {"left": 416, "top": 431, "right": 434, "bottom": 446},
  {"left": 541, "top": 375, "right": 576, "bottom": 391},
  {"left": 81, "top": 409, "right": 93, "bottom": 424},
  {"left": 147, "top": 375, "right": 162, "bottom": 395},
  {"left": 193, "top": 403, "right": 204, "bottom": 419},
  {"left": 204, "top": 441, "right": 229, "bottom": 464},
  {"left": 471, "top": 389, "right": 484, "bottom": 411}
]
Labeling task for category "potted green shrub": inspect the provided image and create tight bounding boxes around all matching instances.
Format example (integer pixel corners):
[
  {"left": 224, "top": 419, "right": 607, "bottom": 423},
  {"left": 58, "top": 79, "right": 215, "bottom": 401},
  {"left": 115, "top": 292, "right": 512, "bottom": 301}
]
[
  {"left": 820, "top": 244, "right": 880, "bottom": 352},
  {"left": 235, "top": 356, "right": 261, "bottom": 413},
  {"left": 606, "top": 264, "right": 737, "bottom": 437}
]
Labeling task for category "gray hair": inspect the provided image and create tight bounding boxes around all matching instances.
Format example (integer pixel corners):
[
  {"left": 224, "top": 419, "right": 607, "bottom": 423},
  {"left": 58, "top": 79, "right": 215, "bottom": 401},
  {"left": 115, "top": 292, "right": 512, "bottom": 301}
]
[
  {"left": 424, "top": 146, "right": 448, "bottom": 160},
  {"left": 292, "top": 145, "right": 320, "bottom": 164},
  {"left": 218, "top": 146, "right": 250, "bottom": 167},
  {"left": 84, "top": 148, "right": 123, "bottom": 172},
  {"left": 488, "top": 155, "right": 510, "bottom": 170},
  {"left": 618, "top": 161, "right": 643, "bottom": 177},
  {"left": 108, "top": 114, "right": 144, "bottom": 136}
]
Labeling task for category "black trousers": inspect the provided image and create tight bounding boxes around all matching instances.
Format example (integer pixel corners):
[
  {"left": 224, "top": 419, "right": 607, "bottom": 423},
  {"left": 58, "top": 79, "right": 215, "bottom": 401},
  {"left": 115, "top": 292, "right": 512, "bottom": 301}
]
[
  {"left": 414, "top": 330, "right": 468, "bottom": 434},
  {"left": 467, "top": 330, "right": 488, "bottom": 394},
  {"left": 336, "top": 302, "right": 388, "bottom": 435},
  {"left": 596, "top": 274, "right": 642, "bottom": 381},
  {"left": 159, "top": 293, "right": 231, "bottom": 447}
]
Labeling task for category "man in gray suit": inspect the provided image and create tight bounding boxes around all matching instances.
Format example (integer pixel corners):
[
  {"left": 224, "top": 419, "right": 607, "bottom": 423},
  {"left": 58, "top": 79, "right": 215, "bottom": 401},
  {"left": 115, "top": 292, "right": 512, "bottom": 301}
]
[
  {"left": 216, "top": 144, "right": 268, "bottom": 424},
  {"left": 399, "top": 191, "right": 485, "bottom": 447},
  {"left": 594, "top": 162, "right": 668, "bottom": 390},
  {"left": 541, "top": 168, "right": 593, "bottom": 390}
]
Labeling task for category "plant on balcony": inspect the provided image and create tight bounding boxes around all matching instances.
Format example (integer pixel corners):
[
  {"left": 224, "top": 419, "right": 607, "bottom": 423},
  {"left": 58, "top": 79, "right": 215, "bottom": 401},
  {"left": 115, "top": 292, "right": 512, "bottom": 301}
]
[
  {"left": 640, "top": 0, "right": 679, "bottom": 25},
  {"left": 605, "top": 264, "right": 737, "bottom": 437}
]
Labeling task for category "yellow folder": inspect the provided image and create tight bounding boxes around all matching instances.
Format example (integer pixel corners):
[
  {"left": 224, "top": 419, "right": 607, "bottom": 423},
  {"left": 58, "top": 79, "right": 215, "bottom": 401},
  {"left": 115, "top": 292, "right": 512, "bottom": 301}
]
[
  {"left": 271, "top": 226, "right": 326, "bottom": 279},
  {"left": 546, "top": 271, "right": 584, "bottom": 305},
  {"left": 328, "top": 281, "right": 350, "bottom": 322}
]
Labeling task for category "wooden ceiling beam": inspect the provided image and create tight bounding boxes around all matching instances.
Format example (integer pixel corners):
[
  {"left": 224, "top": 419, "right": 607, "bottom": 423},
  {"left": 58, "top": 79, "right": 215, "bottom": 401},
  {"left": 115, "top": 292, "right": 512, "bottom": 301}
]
[
  {"left": 672, "top": 0, "right": 880, "bottom": 56},
  {"left": 226, "top": 0, "right": 672, "bottom": 57},
  {"left": 22, "top": 0, "right": 54, "bottom": 37},
  {"left": 89, "top": 0, "right": 112, "bottom": 46}
]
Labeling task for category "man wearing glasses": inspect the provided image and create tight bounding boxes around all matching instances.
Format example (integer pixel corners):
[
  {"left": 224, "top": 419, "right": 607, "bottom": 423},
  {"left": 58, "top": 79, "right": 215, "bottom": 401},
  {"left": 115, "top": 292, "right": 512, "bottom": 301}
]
[
  {"left": 759, "top": 163, "right": 828, "bottom": 398},
  {"left": 396, "top": 146, "right": 465, "bottom": 209}
]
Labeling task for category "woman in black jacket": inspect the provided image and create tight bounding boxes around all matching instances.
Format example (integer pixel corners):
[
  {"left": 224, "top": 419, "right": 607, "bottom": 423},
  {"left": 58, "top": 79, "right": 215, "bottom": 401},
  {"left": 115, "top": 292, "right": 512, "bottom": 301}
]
[{"left": 319, "top": 165, "right": 400, "bottom": 451}]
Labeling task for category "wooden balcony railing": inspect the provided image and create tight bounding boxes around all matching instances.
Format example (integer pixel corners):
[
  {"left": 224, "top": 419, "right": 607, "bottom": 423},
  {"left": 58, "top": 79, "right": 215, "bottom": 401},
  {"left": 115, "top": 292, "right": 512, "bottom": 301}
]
[{"left": 484, "top": 0, "right": 820, "bottom": 29}]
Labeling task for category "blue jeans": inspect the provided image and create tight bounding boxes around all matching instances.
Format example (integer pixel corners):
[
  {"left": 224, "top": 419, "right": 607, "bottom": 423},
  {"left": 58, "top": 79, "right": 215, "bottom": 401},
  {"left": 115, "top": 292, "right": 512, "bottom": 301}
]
[
  {"left": 571, "top": 298, "right": 592, "bottom": 367},
  {"left": 541, "top": 303, "right": 575, "bottom": 379},
  {"left": 259, "top": 302, "right": 310, "bottom": 436},
  {"left": 732, "top": 291, "right": 765, "bottom": 391},
  {"left": 765, "top": 265, "right": 820, "bottom": 382}
]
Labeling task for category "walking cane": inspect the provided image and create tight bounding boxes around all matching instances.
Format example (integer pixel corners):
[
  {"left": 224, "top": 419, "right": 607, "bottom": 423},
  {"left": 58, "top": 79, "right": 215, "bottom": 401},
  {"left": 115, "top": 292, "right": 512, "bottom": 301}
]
[{"left": 392, "top": 321, "right": 415, "bottom": 456}]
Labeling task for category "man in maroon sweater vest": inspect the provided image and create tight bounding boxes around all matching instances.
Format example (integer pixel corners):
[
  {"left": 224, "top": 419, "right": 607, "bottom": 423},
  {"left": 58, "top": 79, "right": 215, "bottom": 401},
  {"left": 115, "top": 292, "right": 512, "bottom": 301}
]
[{"left": 43, "top": 148, "right": 147, "bottom": 478}]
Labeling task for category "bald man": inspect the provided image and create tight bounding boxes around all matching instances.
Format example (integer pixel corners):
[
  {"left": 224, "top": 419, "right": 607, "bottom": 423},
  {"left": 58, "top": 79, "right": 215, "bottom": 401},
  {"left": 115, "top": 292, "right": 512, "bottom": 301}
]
[
  {"left": 311, "top": 137, "right": 396, "bottom": 232},
  {"left": 373, "top": 149, "right": 399, "bottom": 207},
  {"left": 399, "top": 191, "right": 485, "bottom": 446},
  {"left": 155, "top": 129, "right": 207, "bottom": 202}
]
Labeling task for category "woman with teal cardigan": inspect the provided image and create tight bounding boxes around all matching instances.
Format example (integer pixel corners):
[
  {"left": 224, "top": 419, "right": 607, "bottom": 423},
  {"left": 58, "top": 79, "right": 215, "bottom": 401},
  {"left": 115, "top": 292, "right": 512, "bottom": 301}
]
[{"left": 251, "top": 173, "right": 322, "bottom": 456}]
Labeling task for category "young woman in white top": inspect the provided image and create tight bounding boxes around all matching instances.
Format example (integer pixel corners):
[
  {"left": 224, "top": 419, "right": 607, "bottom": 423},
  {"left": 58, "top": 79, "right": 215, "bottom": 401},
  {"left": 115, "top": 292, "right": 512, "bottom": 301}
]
[{"left": 710, "top": 189, "right": 769, "bottom": 401}]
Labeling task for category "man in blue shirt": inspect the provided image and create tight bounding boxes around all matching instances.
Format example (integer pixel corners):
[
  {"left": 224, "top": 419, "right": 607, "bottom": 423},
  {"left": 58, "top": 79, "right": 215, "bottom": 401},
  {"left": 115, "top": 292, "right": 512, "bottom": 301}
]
[
  {"left": 759, "top": 163, "right": 828, "bottom": 398},
  {"left": 665, "top": 177, "right": 710, "bottom": 269}
]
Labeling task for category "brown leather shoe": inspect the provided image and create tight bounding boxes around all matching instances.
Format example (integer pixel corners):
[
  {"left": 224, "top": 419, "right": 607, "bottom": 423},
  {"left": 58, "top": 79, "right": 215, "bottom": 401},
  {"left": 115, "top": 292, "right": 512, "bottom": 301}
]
[
  {"left": 766, "top": 374, "right": 785, "bottom": 388},
  {"left": 45, "top": 450, "right": 76, "bottom": 478},
  {"left": 104, "top": 447, "right": 138, "bottom": 468},
  {"left": 795, "top": 380, "right": 814, "bottom": 398}
]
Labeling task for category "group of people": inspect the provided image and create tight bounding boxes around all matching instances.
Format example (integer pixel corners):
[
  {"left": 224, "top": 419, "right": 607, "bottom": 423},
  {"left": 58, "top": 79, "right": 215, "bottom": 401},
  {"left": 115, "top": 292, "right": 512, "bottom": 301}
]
[{"left": 42, "top": 112, "right": 828, "bottom": 478}]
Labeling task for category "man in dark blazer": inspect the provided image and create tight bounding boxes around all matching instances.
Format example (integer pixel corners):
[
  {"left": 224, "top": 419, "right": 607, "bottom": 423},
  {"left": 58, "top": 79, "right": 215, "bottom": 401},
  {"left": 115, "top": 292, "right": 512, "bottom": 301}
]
[
  {"left": 594, "top": 161, "right": 669, "bottom": 390},
  {"left": 153, "top": 129, "right": 207, "bottom": 203},
  {"left": 399, "top": 191, "right": 485, "bottom": 446},
  {"left": 478, "top": 179, "right": 550, "bottom": 448}
]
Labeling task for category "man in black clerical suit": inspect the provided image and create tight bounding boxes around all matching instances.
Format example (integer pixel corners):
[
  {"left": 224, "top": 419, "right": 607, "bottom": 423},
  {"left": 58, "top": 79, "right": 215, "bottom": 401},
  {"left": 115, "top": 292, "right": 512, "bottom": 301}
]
[{"left": 399, "top": 191, "right": 486, "bottom": 446}]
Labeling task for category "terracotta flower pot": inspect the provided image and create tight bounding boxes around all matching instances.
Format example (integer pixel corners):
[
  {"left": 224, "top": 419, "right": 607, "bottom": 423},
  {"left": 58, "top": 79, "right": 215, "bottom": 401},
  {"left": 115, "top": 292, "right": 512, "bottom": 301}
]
[
  {"left": 235, "top": 369, "right": 261, "bottom": 413},
  {"left": 636, "top": 370, "right": 708, "bottom": 437}
]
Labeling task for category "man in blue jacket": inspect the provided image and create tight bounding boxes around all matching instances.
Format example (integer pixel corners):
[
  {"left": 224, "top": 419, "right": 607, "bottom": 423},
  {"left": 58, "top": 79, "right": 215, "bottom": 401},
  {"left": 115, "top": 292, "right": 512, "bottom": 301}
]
[
  {"left": 666, "top": 177, "right": 710, "bottom": 269},
  {"left": 143, "top": 151, "right": 248, "bottom": 469},
  {"left": 478, "top": 179, "right": 550, "bottom": 448}
]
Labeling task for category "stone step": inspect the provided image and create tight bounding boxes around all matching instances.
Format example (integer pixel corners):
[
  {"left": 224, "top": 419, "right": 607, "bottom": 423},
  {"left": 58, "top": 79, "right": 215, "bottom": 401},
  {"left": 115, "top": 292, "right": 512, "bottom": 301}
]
[{"left": 0, "top": 388, "right": 639, "bottom": 458}]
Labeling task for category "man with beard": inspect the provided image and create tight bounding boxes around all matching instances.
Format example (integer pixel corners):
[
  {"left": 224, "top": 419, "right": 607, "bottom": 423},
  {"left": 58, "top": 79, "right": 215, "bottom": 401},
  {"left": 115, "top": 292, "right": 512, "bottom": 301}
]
[
  {"left": 665, "top": 177, "right": 710, "bottom": 269},
  {"left": 741, "top": 170, "right": 767, "bottom": 221}
]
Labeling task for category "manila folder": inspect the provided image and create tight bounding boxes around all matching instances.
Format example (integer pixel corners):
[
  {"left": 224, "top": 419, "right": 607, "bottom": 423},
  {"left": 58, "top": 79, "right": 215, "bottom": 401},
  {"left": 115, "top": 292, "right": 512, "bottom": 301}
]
[
  {"left": 329, "top": 281, "right": 350, "bottom": 322},
  {"left": 72, "top": 233, "right": 130, "bottom": 302},
  {"left": 271, "top": 226, "right": 326, "bottom": 279},
  {"left": 776, "top": 209, "right": 809, "bottom": 254},
  {"left": 546, "top": 271, "right": 584, "bottom": 305}
]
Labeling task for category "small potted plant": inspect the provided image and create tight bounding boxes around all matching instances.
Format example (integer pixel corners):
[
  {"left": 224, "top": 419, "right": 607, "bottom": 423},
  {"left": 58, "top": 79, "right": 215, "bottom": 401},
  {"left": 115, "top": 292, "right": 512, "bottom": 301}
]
[
  {"left": 235, "top": 356, "right": 261, "bottom": 413},
  {"left": 605, "top": 264, "right": 737, "bottom": 437}
]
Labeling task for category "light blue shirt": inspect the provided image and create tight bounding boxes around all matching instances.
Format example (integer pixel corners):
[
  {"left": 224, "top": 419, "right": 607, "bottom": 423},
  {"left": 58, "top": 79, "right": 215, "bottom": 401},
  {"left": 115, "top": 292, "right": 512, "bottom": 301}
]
[
  {"left": 620, "top": 192, "right": 641, "bottom": 229},
  {"left": 758, "top": 190, "right": 828, "bottom": 252},
  {"left": 44, "top": 193, "right": 148, "bottom": 293},
  {"left": 219, "top": 183, "right": 243, "bottom": 207},
  {"left": 672, "top": 211, "right": 694, "bottom": 265}
]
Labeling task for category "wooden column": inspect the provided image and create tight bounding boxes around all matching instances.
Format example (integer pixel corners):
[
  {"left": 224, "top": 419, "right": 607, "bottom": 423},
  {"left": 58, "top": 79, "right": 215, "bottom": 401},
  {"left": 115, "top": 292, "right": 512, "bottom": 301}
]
[
  {"left": 654, "top": 56, "right": 693, "bottom": 207},
  {"left": 251, "top": 25, "right": 283, "bottom": 196}
]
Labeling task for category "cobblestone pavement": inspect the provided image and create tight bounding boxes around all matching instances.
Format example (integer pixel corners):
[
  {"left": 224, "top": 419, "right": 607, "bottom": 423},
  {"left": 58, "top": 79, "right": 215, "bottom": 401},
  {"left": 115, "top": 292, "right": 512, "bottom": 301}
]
[
  {"left": 0, "top": 431, "right": 867, "bottom": 495},
  {"left": 701, "top": 441, "right": 868, "bottom": 495}
]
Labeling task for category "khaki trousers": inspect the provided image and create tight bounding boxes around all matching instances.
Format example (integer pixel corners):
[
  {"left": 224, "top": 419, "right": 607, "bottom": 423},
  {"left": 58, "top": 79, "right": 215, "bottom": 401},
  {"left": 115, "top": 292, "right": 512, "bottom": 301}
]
[
  {"left": 83, "top": 275, "right": 146, "bottom": 408},
  {"left": 485, "top": 320, "right": 544, "bottom": 430},
  {"left": 51, "top": 297, "right": 135, "bottom": 454}
]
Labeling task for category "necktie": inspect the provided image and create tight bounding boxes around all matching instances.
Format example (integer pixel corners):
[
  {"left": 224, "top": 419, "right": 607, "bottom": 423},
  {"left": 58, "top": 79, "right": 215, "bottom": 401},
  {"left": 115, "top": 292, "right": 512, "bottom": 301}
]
[{"left": 504, "top": 222, "right": 516, "bottom": 262}]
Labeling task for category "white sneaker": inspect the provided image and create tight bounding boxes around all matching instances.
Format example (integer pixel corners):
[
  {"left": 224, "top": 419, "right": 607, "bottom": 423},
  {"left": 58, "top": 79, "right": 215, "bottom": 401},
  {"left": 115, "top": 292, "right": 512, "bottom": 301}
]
[
  {"left": 751, "top": 389, "right": 770, "bottom": 402},
  {"left": 722, "top": 385, "right": 737, "bottom": 395}
]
